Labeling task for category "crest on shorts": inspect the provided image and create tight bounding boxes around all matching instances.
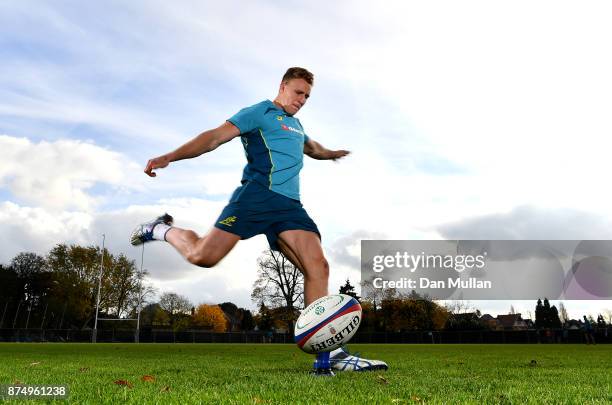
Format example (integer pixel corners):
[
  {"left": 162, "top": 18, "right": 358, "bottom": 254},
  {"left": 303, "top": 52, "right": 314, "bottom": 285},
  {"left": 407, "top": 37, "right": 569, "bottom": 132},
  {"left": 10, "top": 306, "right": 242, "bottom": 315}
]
[
  {"left": 218, "top": 216, "right": 237, "bottom": 226},
  {"left": 276, "top": 115, "right": 283, "bottom": 121}
]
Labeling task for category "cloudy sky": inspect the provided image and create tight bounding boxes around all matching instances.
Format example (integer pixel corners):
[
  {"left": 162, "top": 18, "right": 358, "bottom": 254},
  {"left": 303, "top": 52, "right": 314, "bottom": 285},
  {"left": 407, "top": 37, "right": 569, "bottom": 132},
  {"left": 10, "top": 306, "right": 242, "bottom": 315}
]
[{"left": 1, "top": 1, "right": 611, "bottom": 318}]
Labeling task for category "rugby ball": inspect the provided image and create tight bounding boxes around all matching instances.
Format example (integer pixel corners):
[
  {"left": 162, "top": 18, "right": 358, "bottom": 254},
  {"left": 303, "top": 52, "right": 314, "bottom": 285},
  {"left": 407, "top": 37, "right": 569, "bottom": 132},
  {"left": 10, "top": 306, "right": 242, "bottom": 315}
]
[{"left": 294, "top": 294, "right": 362, "bottom": 354}]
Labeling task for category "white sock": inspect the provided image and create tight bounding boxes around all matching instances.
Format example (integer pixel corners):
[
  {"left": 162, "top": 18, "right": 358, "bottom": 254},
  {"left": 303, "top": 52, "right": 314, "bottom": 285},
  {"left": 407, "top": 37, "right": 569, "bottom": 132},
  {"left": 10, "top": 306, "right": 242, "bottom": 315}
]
[
  {"left": 152, "top": 223, "right": 172, "bottom": 241},
  {"left": 330, "top": 347, "right": 344, "bottom": 357}
]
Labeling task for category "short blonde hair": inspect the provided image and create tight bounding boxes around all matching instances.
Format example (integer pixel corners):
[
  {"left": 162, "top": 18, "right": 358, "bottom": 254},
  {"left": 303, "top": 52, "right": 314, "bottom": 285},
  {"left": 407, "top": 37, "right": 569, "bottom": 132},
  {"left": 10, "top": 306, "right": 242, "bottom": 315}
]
[{"left": 282, "top": 67, "right": 314, "bottom": 85}]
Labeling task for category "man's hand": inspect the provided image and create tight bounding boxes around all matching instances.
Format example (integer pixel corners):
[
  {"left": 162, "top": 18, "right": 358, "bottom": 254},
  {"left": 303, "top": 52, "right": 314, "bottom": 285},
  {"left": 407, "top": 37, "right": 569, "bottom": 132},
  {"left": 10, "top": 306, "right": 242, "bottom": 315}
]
[
  {"left": 329, "top": 150, "right": 350, "bottom": 161},
  {"left": 144, "top": 155, "right": 171, "bottom": 177},
  {"left": 304, "top": 138, "right": 350, "bottom": 161}
]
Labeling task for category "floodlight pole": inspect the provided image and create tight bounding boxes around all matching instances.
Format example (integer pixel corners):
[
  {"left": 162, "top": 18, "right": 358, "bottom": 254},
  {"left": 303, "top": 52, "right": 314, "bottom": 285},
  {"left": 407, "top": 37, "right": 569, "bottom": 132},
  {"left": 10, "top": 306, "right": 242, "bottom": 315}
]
[{"left": 93, "top": 233, "right": 105, "bottom": 343}]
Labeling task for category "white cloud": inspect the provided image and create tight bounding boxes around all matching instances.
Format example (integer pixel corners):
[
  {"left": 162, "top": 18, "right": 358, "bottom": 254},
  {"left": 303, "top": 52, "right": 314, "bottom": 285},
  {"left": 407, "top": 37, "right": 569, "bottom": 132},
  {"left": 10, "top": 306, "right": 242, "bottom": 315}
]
[
  {"left": 438, "top": 206, "right": 612, "bottom": 240},
  {"left": 0, "top": 201, "right": 93, "bottom": 262},
  {"left": 0, "top": 135, "right": 139, "bottom": 210}
]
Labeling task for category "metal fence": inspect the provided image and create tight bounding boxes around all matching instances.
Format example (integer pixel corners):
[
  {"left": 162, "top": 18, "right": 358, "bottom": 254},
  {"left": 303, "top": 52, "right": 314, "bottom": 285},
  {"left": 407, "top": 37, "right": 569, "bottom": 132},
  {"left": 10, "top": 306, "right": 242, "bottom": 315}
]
[{"left": 1, "top": 328, "right": 610, "bottom": 344}]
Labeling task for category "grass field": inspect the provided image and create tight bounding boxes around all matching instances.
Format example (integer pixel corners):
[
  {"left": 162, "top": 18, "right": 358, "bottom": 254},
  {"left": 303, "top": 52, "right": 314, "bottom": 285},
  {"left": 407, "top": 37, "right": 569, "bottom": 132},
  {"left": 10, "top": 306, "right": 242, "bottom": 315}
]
[{"left": 0, "top": 343, "right": 610, "bottom": 404}]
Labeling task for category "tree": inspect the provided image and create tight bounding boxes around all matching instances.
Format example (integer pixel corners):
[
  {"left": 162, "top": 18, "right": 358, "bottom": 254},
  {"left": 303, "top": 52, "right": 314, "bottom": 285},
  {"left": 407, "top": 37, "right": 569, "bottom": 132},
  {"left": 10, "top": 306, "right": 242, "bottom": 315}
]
[
  {"left": 359, "top": 300, "right": 381, "bottom": 332},
  {"left": 159, "top": 292, "right": 192, "bottom": 329},
  {"left": 218, "top": 302, "right": 255, "bottom": 332},
  {"left": 10, "top": 252, "right": 49, "bottom": 325},
  {"left": 543, "top": 298, "right": 552, "bottom": 326},
  {"left": 558, "top": 302, "right": 569, "bottom": 326},
  {"left": 535, "top": 298, "right": 561, "bottom": 328},
  {"left": 252, "top": 250, "right": 304, "bottom": 309},
  {"left": 535, "top": 299, "right": 544, "bottom": 328},
  {"left": 10, "top": 252, "right": 48, "bottom": 279},
  {"left": 193, "top": 304, "right": 228, "bottom": 332},
  {"left": 361, "top": 279, "right": 400, "bottom": 311},
  {"left": 445, "top": 300, "right": 478, "bottom": 315},
  {"left": 251, "top": 250, "right": 304, "bottom": 330},
  {"left": 137, "top": 303, "right": 168, "bottom": 327},
  {"left": 0, "top": 265, "right": 20, "bottom": 328},
  {"left": 549, "top": 305, "right": 562, "bottom": 328},
  {"left": 126, "top": 272, "right": 157, "bottom": 322},
  {"left": 241, "top": 309, "right": 255, "bottom": 331},
  {"left": 379, "top": 296, "right": 450, "bottom": 332},
  {"left": 219, "top": 302, "right": 242, "bottom": 331},
  {"left": 255, "top": 303, "right": 274, "bottom": 332},
  {"left": 105, "top": 254, "right": 143, "bottom": 318},
  {"left": 3, "top": 245, "right": 157, "bottom": 330},
  {"left": 445, "top": 312, "right": 483, "bottom": 331},
  {"left": 0, "top": 264, "right": 19, "bottom": 299},
  {"left": 339, "top": 279, "right": 360, "bottom": 301},
  {"left": 604, "top": 309, "right": 612, "bottom": 325},
  {"left": 46, "top": 243, "right": 150, "bottom": 327},
  {"left": 269, "top": 306, "right": 300, "bottom": 332},
  {"left": 47, "top": 244, "right": 110, "bottom": 328}
]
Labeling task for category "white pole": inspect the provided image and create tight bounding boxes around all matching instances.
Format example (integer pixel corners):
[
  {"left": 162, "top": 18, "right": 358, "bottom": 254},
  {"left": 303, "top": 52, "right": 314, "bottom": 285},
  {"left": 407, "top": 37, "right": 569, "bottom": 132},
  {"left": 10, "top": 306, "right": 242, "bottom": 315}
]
[
  {"left": 135, "top": 244, "right": 144, "bottom": 343},
  {"left": 93, "top": 233, "right": 105, "bottom": 343}
]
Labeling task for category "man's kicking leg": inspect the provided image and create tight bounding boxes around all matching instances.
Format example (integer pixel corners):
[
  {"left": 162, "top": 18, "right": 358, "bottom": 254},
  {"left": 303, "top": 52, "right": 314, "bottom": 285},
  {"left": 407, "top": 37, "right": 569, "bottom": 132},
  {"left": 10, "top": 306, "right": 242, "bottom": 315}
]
[
  {"left": 165, "top": 227, "right": 240, "bottom": 267},
  {"left": 131, "top": 213, "right": 240, "bottom": 268}
]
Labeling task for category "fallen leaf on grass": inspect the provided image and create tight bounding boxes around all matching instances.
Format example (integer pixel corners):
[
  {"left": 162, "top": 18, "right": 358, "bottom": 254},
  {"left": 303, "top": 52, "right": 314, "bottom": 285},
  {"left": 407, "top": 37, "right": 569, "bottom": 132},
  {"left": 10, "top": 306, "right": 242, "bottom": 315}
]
[
  {"left": 411, "top": 395, "right": 423, "bottom": 403},
  {"left": 160, "top": 386, "right": 170, "bottom": 392},
  {"left": 29, "top": 362, "right": 41, "bottom": 366},
  {"left": 377, "top": 375, "right": 389, "bottom": 385},
  {"left": 253, "top": 397, "right": 268, "bottom": 404},
  {"left": 13, "top": 380, "right": 23, "bottom": 385},
  {"left": 113, "top": 380, "right": 133, "bottom": 388},
  {"left": 141, "top": 375, "right": 155, "bottom": 382},
  {"left": 79, "top": 367, "right": 90, "bottom": 372}
]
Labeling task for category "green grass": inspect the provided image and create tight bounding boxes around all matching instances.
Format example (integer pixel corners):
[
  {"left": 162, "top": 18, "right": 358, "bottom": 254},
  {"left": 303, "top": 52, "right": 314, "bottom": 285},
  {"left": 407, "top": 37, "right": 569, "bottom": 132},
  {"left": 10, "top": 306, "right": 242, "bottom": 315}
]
[{"left": 0, "top": 343, "right": 610, "bottom": 404}]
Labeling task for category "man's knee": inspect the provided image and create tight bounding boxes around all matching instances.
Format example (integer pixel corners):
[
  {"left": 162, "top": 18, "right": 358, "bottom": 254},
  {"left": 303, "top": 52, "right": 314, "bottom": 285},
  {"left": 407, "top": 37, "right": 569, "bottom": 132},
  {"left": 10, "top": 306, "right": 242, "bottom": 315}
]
[{"left": 304, "top": 255, "right": 329, "bottom": 281}]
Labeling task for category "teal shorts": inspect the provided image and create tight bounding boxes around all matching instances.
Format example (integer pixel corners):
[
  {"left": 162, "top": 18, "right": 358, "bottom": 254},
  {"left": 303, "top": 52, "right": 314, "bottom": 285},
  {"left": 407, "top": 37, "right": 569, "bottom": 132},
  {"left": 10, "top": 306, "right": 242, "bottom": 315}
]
[{"left": 214, "top": 181, "right": 321, "bottom": 251}]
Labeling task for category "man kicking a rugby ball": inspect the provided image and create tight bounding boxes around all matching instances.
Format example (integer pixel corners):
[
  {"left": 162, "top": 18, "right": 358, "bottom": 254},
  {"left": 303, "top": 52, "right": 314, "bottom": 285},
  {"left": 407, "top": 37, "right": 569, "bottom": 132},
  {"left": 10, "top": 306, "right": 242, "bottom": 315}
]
[{"left": 130, "top": 67, "right": 387, "bottom": 376}]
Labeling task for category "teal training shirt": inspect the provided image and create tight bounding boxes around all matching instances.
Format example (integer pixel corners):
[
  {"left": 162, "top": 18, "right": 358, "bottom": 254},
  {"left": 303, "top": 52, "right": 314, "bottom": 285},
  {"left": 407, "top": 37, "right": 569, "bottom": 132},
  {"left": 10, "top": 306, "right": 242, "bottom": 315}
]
[{"left": 228, "top": 100, "right": 309, "bottom": 201}]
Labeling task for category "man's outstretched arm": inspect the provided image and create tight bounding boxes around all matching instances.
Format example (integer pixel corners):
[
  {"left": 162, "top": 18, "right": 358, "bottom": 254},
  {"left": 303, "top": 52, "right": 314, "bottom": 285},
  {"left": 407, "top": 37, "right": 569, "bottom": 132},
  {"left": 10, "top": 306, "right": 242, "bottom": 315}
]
[
  {"left": 303, "top": 138, "right": 350, "bottom": 161},
  {"left": 144, "top": 121, "right": 241, "bottom": 177}
]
